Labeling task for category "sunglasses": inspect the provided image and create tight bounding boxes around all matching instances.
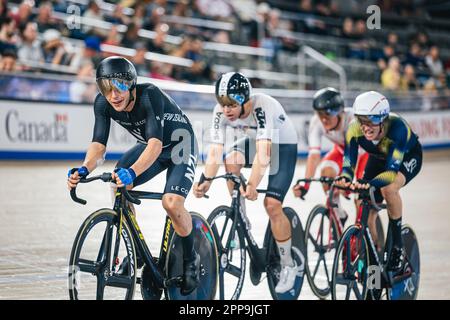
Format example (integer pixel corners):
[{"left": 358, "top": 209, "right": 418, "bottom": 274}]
[
  {"left": 317, "top": 108, "right": 341, "bottom": 117},
  {"left": 97, "top": 78, "right": 133, "bottom": 96},
  {"left": 356, "top": 114, "right": 386, "bottom": 126}
]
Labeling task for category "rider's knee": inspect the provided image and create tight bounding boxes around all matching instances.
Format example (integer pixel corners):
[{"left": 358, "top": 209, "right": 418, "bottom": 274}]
[
  {"left": 264, "top": 197, "right": 283, "bottom": 219},
  {"left": 380, "top": 184, "right": 399, "bottom": 201},
  {"left": 162, "top": 194, "right": 184, "bottom": 216},
  {"left": 224, "top": 152, "right": 244, "bottom": 173},
  {"left": 321, "top": 165, "right": 337, "bottom": 178}
]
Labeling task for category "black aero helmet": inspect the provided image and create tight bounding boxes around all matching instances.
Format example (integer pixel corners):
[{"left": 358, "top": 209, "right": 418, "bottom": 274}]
[
  {"left": 215, "top": 72, "right": 252, "bottom": 107},
  {"left": 312, "top": 87, "right": 344, "bottom": 116},
  {"left": 96, "top": 56, "right": 137, "bottom": 98}
]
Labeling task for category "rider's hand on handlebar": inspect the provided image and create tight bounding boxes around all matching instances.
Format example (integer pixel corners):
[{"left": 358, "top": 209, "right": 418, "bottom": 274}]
[
  {"left": 293, "top": 182, "right": 310, "bottom": 199},
  {"left": 242, "top": 183, "right": 258, "bottom": 201},
  {"left": 352, "top": 179, "right": 371, "bottom": 190},
  {"left": 67, "top": 166, "right": 89, "bottom": 190},
  {"left": 193, "top": 180, "right": 211, "bottom": 198},
  {"left": 335, "top": 176, "right": 352, "bottom": 189},
  {"left": 113, "top": 168, "right": 136, "bottom": 188}
]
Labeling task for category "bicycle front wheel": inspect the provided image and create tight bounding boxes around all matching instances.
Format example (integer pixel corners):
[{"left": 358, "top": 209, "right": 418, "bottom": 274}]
[
  {"left": 68, "top": 208, "right": 137, "bottom": 300},
  {"left": 304, "top": 205, "right": 339, "bottom": 299},
  {"left": 331, "top": 225, "right": 369, "bottom": 300},
  {"left": 207, "top": 206, "right": 246, "bottom": 300}
]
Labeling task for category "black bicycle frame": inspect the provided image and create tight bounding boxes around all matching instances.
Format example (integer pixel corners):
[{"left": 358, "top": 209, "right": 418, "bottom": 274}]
[
  {"left": 113, "top": 189, "right": 168, "bottom": 288},
  {"left": 70, "top": 173, "right": 174, "bottom": 290},
  {"left": 202, "top": 173, "right": 268, "bottom": 274},
  {"left": 230, "top": 182, "right": 267, "bottom": 273}
]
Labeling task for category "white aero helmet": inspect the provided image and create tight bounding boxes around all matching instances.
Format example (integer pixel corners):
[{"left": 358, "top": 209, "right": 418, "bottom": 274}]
[{"left": 353, "top": 91, "right": 390, "bottom": 125}]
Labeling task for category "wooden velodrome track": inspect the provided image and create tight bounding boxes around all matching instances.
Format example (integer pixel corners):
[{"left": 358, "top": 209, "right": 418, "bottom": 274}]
[{"left": 0, "top": 149, "right": 449, "bottom": 299}]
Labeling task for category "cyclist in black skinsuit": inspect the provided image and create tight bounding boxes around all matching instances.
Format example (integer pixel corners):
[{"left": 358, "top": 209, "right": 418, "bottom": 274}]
[{"left": 67, "top": 56, "right": 199, "bottom": 295}]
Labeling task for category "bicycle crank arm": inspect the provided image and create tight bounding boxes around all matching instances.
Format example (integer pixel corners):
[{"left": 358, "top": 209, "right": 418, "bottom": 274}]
[{"left": 164, "top": 276, "right": 183, "bottom": 288}]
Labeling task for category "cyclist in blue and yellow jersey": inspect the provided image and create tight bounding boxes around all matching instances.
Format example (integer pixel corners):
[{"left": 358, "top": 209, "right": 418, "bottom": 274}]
[
  {"left": 335, "top": 91, "right": 422, "bottom": 273},
  {"left": 67, "top": 56, "right": 200, "bottom": 295}
]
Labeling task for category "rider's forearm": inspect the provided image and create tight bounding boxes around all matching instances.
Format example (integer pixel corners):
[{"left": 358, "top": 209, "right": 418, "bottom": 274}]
[
  {"left": 130, "top": 138, "right": 162, "bottom": 176},
  {"left": 248, "top": 140, "right": 272, "bottom": 187},
  {"left": 305, "top": 153, "right": 321, "bottom": 179},
  {"left": 204, "top": 143, "right": 223, "bottom": 178},
  {"left": 82, "top": 142, "right": 107, "bottom": 173}
]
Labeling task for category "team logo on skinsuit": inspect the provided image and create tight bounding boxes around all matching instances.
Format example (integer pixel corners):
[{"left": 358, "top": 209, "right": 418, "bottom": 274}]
[
  {"left": 185, "top": 154, "right": 197, "bottom": 183},
  {"left": 403, "top": 158, "right": 417, "bottom": 173},
  {"left": 254, "top": 108, "right": 266, "bottom": 128}
]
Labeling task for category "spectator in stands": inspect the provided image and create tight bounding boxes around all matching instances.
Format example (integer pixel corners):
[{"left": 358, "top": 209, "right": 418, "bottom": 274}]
[
  {"left": 171, "top": 34, "right": 192, "bottom": 59},
  {"left": 387, "top": 32, "right": 401, "bottom": 55},
  {"left": 145, "top": 0, "right": 169, "bottom": 17},
  {"left": 69, "top": 60, "right": 97, "bottom": 103},
  {"left": 147, "top": 23, "right": 169, "bottom": 55},
  {"left": 35, "top": 1, "right": 59, "bottom": 33},
  {"left": 0, "top": 47, "right": 18, "bottom": 71},
  {"left": 260, "top": 7, "right": 282, "bottom": 65},
  {"left": 195, "top": 0, "right": 234, "bottom": 21},
  {"left": 172, "top": 34, "right": 213, "bottom": 83},
  {"left": 11, "top": 1, "right": 34, "bottom": 28},
  {"left": 82, "top": 0, "right": 106, "bottom": 38},
  {"left": 143, "top": 6, "right": 165, "bottom": 32},
  {"left": 400, "top": 64, "right": 420, "bottom": 91},
  {"left": 403, "top": 42, "right": 426, "bottom": 70},
  {"left": 297, "top": 0, "right": 327, "bottom": 35},
  {"left": 41, "top": 29, "right": 75, "bottom": 66},
  {"left": 425, "top": 45, "right": 444, "bottom": 78},
  {"left": 133, "top": 2, "right": 147, "bottom": 27},
  {"left": 316, "top": 0, "right": 333, "bottom": 16},
  {"left": 172, "top": 0, "right": 192, "bottom": 18},
  {"left": 246, "top": 2, "right": 270, "bottom": 47},
  {"left": 347, "top": 19, "right": 371, "bottom": 60},
  {"left": 0, "top": 17, "right": 18, "bottom": 46},
  {"left": 383, "top": 44, "right": 396, "bottom": 62},
  {"left": 150, "top": 60, "right": 175, "bottom": 80},
  {"left": 212, "top": 30, "right": 231, "bottom": 44},
  {"left": 381, "top": 56, "right": 401, "bottom": 90},
  {"left": 17, "top": 22, "right": 43, "bottom": 67},
  {"left": 414, "top": 30, "right": 430, "bottom": 52},
  {"left": 169, "top": 0, "right": 194, "bottom": 35},
  {"left": 102, "top": 25, "right": 121, "bottom": 47},
  {"left": 105, "top": 4, "right": 130, "bottom": 26},
  {"left": 132, "top": 42, "right": 151, "bottom": 76},
  {"left": 0, "top": 0, "right": 8, "bottom": 21},
  {"left": 71, "top": 36, "right": 103, "bottom": 70},
  {"left": 120, "top": 22, "right": 140, "bottom": 48}
]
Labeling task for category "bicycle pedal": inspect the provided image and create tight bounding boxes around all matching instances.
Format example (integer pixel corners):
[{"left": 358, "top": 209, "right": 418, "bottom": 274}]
[{"left": 165, "top": 276, "right": 183, "bottom": 288}]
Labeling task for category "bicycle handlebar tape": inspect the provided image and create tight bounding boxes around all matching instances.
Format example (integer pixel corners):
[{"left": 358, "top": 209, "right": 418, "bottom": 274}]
[
  {"left": 123, "top": 188, "right": 141, "bottom": 205},
  {"left": 198, "top": 174, "right": 210, "bottom": 199},
  {"left": 198, "top": 173, "right": 206, "bottom": 185},
  {"left": 70, "top": 188, "right": 87, "bottom": 205}
]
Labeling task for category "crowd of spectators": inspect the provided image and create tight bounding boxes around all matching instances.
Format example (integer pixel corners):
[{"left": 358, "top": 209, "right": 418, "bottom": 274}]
[{"left": 1, "top": 0, "right": 450, "bottom": 91}]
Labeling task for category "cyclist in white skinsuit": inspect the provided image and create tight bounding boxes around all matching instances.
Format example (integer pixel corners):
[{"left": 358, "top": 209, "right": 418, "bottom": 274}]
[{"left": 194, "top": 72, "right": 300, "bottom": 294}]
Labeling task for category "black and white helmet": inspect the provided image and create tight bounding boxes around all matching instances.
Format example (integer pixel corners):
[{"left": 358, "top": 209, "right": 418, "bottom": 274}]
[
  {"left": 96, "top": 56, "right": 137, "bottom": 97},
  {"left": 215, "top": 72, "right": 252, "bottom": 106}
]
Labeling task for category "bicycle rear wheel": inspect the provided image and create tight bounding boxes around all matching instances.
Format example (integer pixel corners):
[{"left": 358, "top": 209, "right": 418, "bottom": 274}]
[
  {"left": 331, "top": 225, "right": 369, "bottom": 300},
  {"left": 388, "top": 225, "right": 420, "bottom": 300},
  {"left": 207, "top": 205, "right": 246, "bottom": 300},
  {"left": 68, "top": 208, "right": 137, "bottom": 300},
  {"left": 165, "top": 212, "right": 218, "bottom": 300},
  {"left": 266, "top": 207, "right": 306, "bottom": 300},
  {"left": 304, "top": 205, "right": 339, "bottom": 299}
]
